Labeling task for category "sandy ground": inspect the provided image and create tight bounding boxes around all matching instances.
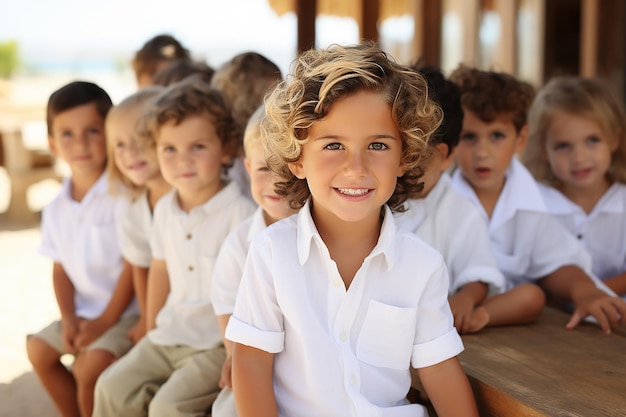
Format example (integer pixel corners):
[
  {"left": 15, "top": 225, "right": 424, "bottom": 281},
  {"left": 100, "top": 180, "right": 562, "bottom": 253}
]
[{"left": 0, "top": 170, "right": 61, "bottom": 417}]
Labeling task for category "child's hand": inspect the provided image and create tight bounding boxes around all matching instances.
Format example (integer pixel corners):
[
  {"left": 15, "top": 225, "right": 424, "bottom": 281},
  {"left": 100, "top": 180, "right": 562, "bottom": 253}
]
[
  {"left": 566, "top": 291, "right": 626, "bottom": 334},
  {"left": 61, "top": 316, "right": 81, "bottom": 354},
  {"left": 449, "top": 293, "right": 475, "bottom": 334},
  {"left": 127, "top": 317, "right": 146, "bottom": 344},
  {"left": 74, "top": 317, "right": 110, "bottom": 348},
  {"left": 219, "top": 355, "right": 233, "bottom": 389}
]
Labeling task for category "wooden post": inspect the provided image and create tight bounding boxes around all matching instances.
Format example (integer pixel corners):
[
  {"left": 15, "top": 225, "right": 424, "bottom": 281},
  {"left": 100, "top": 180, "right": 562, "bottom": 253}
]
[
  {"left": 580, "top": 0, "right": 599, "bottom": 76},
  {"left": 297, "top": 0, "right": 316, "bottom": 52},
  {"left": 361, "top": 0, "right": 380, "bottom": 42},
  {"left": 412, "top": 0, "right": 441, "bottom": 66},
  {"left": 494, "top": 0, "right": 517, "bottom": 74}
]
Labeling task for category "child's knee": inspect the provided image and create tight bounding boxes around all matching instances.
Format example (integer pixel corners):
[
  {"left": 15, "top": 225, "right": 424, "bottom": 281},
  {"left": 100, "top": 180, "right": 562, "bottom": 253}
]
[
  {"left": 73, "top": 350, "right": 116, "bottom": 386},
  {"left": 26, "top": 335, "right": 58, "bottom": 367},
  {"left": 520, "top": 284, "right": 546, "bottom": 316}
]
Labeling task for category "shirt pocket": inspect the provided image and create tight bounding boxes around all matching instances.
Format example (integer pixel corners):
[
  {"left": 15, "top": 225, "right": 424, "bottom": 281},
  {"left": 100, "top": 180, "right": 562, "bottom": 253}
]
[{"left": 356, "top": 300, "right": 417, "bottom": 370}]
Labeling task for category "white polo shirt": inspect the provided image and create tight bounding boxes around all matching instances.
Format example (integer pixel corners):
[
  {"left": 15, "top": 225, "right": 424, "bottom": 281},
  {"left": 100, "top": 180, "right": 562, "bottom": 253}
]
[
  {"left": 119, "top": 191, "right": 153, "bottom": 268},
  {"left": 39, "top": 173, "right": 136, "bottom": 319},
  {"left": 395, "top": 173, "right": 505, "bottom": 295},
  {"left": 539, "top": 182, "right": 626, "bottom": 282},
  {"left": 451, "top": 159, "right": 594, "bottom": 290},
  {"left": 212, "top": 207, "right": 271, "bottom": 316},
  {"left": 226, "top": 201, "right": 463, "bottom": 417},
  {"left": 148, "top": 181, "right": 255, "bottom": 349}
]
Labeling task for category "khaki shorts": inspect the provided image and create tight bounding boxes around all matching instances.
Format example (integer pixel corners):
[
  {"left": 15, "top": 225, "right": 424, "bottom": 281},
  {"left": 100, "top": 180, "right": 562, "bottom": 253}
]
[{"left": 29, "top": 315, "right": 138, "bottom": 357}]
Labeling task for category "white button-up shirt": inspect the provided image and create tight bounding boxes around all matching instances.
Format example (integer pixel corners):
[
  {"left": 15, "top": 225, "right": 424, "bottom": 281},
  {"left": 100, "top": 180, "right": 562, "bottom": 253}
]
[
  {"left": 39, "top": 173, "right": 136, "bottom": 319},
  {"left": 452, "top": 159, "right": 593, "bottom": 290},
  {"left": 148, "top": 182, "right": 255, "bottom": 349},
  {"left": 212, "top": 207, "right": 270, "bottom": 316},
  {"left": 539, "top": 182, "right": 626, "bottom": 282},
  {"left": 395, "top": 173, "right": 505, "bottom": 295},
  {"left": 119, "top": 191, "right": 153, "bottom": 268},
  {"left": 227, "top": 201, "right": 463, "bottom": 417}
]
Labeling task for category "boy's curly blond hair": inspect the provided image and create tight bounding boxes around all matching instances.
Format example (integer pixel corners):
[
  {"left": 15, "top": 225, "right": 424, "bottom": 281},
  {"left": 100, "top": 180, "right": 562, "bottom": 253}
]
[
  {"left": 261, "top": 43, "right": 442, "bottom": 212},
  {"left": 139, "top": 78, "right": 241, "bottom": 170},
  {"left": 522, "top": 76, "right": 626, "bottom": 186}
]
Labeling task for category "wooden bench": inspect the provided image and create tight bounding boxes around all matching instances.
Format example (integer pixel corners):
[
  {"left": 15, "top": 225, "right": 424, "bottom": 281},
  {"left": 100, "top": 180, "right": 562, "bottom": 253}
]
[
  {"left": 412, "top": 307, "right": 626, "bottom": 416},
  {"left": 0, "top": 126, "right": 61, "bottom": 224}
]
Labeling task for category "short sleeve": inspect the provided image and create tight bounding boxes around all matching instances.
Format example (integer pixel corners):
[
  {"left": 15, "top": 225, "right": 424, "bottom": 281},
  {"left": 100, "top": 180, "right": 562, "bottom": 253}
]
[
  {"left": 149, "top": 198, "right": 167, "bottom": 261},
  {"left": 211, "top": 229, "right": 247, "bottom": 316},
  {"left": 119, "top": 198, "right": 152, "bottom": 267},
  {"left": 38, "top": 205, "right": 60, "bottom": 262},
  {"left": 412, "top": 260, "right": 464, "bottom": 368},
  {"left": 225, "top": 234, "right": 285, "bottom": 353}
]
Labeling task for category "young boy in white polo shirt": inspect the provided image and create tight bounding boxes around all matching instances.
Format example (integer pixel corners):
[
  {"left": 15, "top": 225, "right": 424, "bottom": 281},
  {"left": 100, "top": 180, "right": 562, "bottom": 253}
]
[
  {"left": 226, "top": 43, "right": 478, "bottom": 417},
  {"left": 93, "top": 79, "right": 255, "bottom": 417},
  {"left": 395, "top": 66, "right": 506, "bottom": 334},
  {"left": 450, "top": 65, "right": 626, "bottom": 334},
  {"left": 26, "top": 81, "right": 138, "bottom": 417},
  {"left": 210, "top": 105, "right": 296, "bottom": 417}
]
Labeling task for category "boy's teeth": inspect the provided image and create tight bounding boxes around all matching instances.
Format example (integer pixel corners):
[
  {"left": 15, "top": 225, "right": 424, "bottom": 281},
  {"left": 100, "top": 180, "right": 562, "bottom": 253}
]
[{"left": 338, "top": 188, "right": 368, "bottom": 196}]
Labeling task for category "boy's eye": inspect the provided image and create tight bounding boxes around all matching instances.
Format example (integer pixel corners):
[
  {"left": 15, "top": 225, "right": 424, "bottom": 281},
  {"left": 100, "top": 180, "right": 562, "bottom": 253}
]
[
  {"left": 192, "top": 143, "right": 206, "bottom": 150},
  {"left": 60, "top": 130, "right": 73, "bottom": 138},
  {"left": 369, "top": 142, "right": 388, "bottom": 151},
  {"left": 460, "top": 133, "right": 476, "bottom": 142},
  {"left": 258, "top": 166, "right": 271, "bottom": 172},
  {"left": 323, "top": 142, "right": 343, "bottom": 150},
  {"left": 115, "top": 141, "right": 125, "bottom": 149},
  {"left": 88, "top": 127, "right": 102, "bottom": 135},
  {"left": 491, "top": 131, "right": 505, "bottom": 140},
  {"left": 162, "top": 145, "right": 175, "bottom": 153}
]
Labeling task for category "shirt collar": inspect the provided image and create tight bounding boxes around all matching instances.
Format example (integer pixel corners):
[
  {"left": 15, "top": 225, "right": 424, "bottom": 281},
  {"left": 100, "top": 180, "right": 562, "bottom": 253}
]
[
  {"left": 60, "top": 171, "right": 108, "bottom": 204},
  {"left": 168, "top": 181, "right": 242, "bottom": 217},
  {"left": 452, "top": 159, "right": 547, "bottom": 230},
  {"left": 296, "top": 199, "right": 395, "bottom": 271},
  {"left": 247, "top": 207, "right": 269, "bottom": 242}
]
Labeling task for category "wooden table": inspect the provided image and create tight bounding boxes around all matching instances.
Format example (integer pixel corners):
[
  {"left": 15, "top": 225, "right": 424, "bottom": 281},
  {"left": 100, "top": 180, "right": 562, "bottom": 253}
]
[{"left": 419, "top": 307, "right": 626, "bottom": 416}]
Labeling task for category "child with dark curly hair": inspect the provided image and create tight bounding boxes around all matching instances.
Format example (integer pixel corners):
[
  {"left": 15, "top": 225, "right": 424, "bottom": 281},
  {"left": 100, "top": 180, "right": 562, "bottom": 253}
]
[
  {"left": 226, "top": 43, "right": 478, "bottom": 417},
  {"left": 450, "top": 65, "right": 626, "bottom": 334}
]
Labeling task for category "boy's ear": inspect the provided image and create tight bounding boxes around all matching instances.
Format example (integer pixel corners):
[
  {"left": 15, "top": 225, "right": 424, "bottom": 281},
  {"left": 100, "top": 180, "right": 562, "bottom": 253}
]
[
  {"left": 243, "top": 157, "right": 252, "bottom": 175},
  {"left": 288, "top": 160, "right": 305, "bottom": 179},
  {"left": 47, "top": 134, "right": 58, "bottom": 157},
  {"left": 515, "top": 124, "right": 529, "bottom": 154},
  {"left": 439, "top": 143, "right": 456, "bottom": 171}
]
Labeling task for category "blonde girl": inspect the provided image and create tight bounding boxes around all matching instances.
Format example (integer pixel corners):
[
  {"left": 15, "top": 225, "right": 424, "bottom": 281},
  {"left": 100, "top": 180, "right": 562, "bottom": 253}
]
[
  {"left": 523, "top": 76, "right": 626, "bottom": 297},
  {"left": 106, "top": 86, "right": 171, "bottom": 341}
]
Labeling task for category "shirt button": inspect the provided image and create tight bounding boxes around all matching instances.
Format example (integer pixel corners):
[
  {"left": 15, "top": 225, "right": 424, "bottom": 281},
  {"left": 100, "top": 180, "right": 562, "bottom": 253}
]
[
  {"left": 188, "top": 265, "right": 194, "bottom": 271},
  {"left": 186, "top": 233, "right": 192, "bottom": 239},
  {"left": 340, "top": 331, "right": 348, "bottom": 342},
  {"left": 577, "top": 234, "right": 583, "bottom": 239},
  {"left": 333, "top": 279, "right": 342, "bottom": 288}
]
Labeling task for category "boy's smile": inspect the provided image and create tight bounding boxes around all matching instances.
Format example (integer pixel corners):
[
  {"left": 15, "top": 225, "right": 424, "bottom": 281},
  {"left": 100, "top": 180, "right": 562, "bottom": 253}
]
[{"left": 289, "top": 90, "right": 404, "bottom": 230}]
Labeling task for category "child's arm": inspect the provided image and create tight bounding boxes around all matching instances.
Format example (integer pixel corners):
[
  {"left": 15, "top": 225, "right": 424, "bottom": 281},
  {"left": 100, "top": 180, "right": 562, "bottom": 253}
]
[
  {"left": 602, "top": 272, "right": 626, "bottom": 297},
  {"left": 232, "top": 342, "right": 277, "bottom": 417},
  {"left": 217, "top": 314, "right": 234, "bottom": 389},
  {"left": 146, "top": 258, "right": 170, "bottom": 332},
  {"left": 126, "top": 265, "right": 149, "bottom": 343},
  {"left": 52, "top": 262, "right": 80, "bottom": 354},
  {"left": 418, "top": 357, "right": 479, "bottom": 417},
  {"left": 539, "top": 265, "right": 626, "bottom": 334},
  {"left": 448, "top": 282, "right": 488, "bottom": 333},
  {"left": 75, "top": 259, "right": 135, "bottom": 348}
]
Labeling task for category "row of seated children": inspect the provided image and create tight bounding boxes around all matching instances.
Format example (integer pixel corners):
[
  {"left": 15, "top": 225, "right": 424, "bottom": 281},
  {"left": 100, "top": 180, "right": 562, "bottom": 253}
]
[{"left": 25, "top": 38, "right": 624, "bottom": 416}]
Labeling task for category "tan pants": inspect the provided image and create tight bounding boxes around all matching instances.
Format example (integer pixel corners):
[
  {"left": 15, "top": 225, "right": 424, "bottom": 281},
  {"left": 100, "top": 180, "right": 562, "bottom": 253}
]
[{"left": 93, "top": 337, "right": 225, "bottom": 417}]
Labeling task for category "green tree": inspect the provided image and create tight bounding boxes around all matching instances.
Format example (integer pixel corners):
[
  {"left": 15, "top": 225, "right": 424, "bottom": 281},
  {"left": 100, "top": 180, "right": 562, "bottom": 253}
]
[{"left": 0, "top": 41, "right": 19, "bottom": 78}]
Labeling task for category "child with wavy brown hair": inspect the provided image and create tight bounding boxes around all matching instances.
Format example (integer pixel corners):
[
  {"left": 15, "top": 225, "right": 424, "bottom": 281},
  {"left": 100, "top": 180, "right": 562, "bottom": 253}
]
[
  {"left": 226, "top": 43, "right": 478, "bottom": 417},
  {"left": 450, "top": 65, "right": 626, "bottom": 334},
  {"left": 131, "top": 34, "right": 191, "bottom": 88},
  {"left": 522, "top": 76, "right": 626, "bottom": 298}
]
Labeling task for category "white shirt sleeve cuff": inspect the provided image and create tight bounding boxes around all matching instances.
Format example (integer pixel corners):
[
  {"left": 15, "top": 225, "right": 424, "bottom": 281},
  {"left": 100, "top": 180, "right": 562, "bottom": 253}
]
[
  {"left": 226, "top": 316, "right": 285, "bottom": 354},
  {"left": 411, "top": 328, "right": 464, "bottom": 368}
]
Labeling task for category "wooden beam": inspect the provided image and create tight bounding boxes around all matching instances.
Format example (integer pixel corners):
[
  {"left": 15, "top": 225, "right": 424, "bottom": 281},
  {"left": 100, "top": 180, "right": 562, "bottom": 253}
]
[
  {"left": 297, "top": 0, "right": 316, "bottom": 52},
  {"left": 412, "top": 0, "right": 441, "bottom": 66}
]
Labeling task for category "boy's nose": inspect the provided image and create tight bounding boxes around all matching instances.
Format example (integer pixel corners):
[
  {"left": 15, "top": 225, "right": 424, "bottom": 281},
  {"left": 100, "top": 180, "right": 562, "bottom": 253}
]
[{"left": 344, "top": 151, "right": 367, "bottom": 176}]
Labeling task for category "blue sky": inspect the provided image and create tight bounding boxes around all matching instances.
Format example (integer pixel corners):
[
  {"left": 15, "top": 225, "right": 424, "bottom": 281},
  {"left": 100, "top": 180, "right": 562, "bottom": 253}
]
[{"left": 0, "top": 0, "right": 364, "bottom": 75}]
